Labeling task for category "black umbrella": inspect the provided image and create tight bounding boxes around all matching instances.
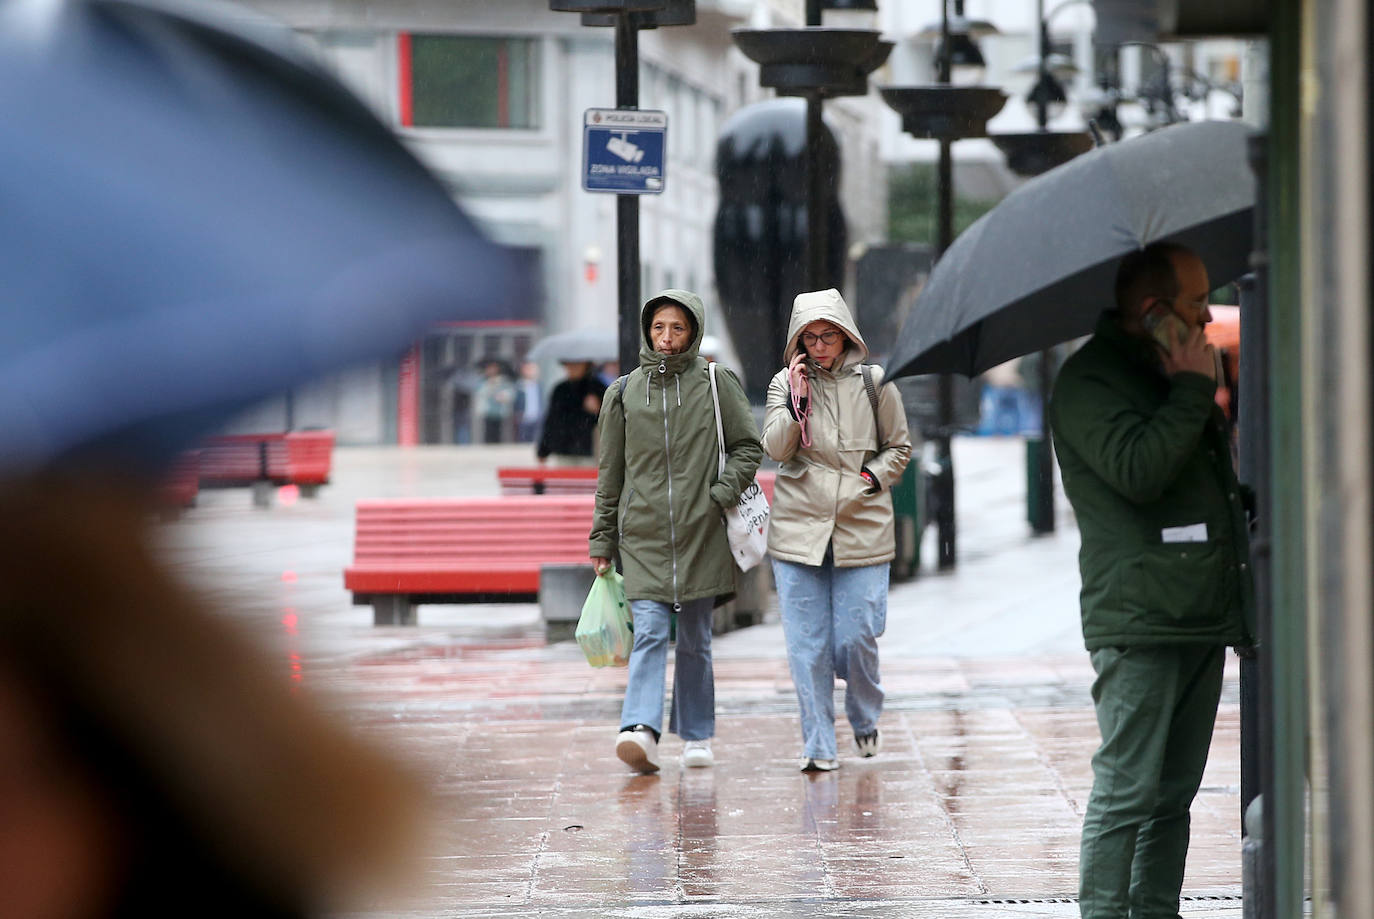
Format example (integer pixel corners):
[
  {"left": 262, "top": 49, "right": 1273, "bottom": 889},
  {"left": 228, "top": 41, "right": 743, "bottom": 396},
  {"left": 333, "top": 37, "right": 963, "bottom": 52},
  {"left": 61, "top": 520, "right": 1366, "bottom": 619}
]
[
  {"left": 0, "top": 0, "right": 530, "bottom": 474},
  {"left": 888, "top": 120, "right": 1255, "bottom": 378}
]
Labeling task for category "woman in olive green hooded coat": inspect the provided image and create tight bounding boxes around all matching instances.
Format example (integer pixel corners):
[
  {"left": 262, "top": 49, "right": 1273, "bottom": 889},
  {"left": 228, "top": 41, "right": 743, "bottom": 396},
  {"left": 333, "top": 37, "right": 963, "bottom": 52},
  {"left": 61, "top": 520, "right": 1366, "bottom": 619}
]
[{"left": 589, "top": 290, "right": 762, "bottom": 774}]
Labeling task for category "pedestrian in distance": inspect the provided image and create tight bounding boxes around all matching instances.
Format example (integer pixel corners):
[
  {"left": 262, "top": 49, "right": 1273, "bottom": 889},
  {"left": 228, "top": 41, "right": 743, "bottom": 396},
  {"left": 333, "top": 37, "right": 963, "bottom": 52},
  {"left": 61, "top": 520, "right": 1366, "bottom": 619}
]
[
  {"left": 536, "top": 360, "right": 606, "bottom": 466},
  {"left": 762, "top": 288, "right": 912, "bottom": 773},
  {"left": 474, "top": 359, "right": 516, "bottom": 444},
  {"left": 589, "top": 290, "right": 763, "bottom": 774},
  {"left": 1048, "top": 242, "right": 1252, "bottom": 919},
  {"left": 514, "top": 360, "right": 543, "bottom": 444}
]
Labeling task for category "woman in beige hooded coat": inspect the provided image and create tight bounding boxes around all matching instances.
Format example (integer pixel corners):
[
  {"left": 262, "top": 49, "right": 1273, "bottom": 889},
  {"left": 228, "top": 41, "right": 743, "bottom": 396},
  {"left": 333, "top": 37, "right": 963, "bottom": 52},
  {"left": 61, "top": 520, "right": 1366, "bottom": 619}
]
[{"left": 762, "top": 288, "right": 911, "bottom": 772}]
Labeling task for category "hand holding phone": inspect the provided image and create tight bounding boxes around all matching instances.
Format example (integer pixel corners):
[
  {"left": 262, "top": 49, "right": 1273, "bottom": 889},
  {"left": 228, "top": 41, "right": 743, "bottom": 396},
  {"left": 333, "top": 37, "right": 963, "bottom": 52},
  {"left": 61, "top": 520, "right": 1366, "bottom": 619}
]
[
  {"left": 1143, "top": 303, "right": 1190, "bottom": 351},
  {"left": 788, "top": 352, "right": 809, "bottom": 399}
]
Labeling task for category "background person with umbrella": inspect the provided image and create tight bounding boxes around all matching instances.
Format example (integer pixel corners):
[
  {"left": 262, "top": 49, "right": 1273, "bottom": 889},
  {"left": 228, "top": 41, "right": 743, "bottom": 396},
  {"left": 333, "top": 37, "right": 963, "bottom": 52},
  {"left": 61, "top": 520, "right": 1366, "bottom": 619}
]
[
  {"left": 1048, "top": 243, "right": 1252, "bottom": 919},
  {"left": 536, "top": 361, "right": 607, "bottom": 466}
]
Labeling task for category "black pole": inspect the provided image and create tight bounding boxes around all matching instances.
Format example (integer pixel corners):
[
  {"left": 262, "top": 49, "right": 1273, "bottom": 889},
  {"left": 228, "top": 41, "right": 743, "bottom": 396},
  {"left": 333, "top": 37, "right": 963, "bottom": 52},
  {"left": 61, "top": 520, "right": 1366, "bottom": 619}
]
[
  {"left": 804, "top": 0, "right": 825, "bottom": 289},
  {"left": 932, "top": 1, "right": 956, "bottom": 570},
  {"left": 806, "top": 95, "right": 826, "bottom": 289},
  {"left": 1240, "top": 129, "right": 1273, "bottom": 919},
  {"left": 1030, "top": 0, "right": 1055, "bottom": 534},
  {"left": 615, "top": 16, "right": 640, "bottom": 375}
]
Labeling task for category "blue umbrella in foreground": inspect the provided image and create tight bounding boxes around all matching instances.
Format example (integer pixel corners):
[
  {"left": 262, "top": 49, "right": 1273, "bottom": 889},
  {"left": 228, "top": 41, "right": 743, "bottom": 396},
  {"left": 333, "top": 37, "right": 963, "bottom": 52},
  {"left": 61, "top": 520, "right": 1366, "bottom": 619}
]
[
  {"left": 0, "top": 0, "right": 531, "bottom": 475},
  {"left": 888, "top": 120, "right": 1255, "bottom": 378}
]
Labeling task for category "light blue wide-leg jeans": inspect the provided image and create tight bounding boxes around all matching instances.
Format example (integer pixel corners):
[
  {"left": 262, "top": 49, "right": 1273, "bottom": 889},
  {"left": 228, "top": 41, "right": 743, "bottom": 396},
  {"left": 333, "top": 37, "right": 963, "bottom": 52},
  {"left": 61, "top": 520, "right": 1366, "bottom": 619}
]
[
  {"left": 619, "top": 597, "right": 716, "bottom": 741},
  {"left": 772, "top": 556, "right": 889, "bottom": 760}
]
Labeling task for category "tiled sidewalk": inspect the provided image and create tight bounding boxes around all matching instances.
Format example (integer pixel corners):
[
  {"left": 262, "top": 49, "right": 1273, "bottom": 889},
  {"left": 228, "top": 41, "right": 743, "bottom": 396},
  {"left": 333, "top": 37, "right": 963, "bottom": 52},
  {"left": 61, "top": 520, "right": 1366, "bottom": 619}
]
[{"left": 160, "top": 440, "right": 1245, "bottom": 917}]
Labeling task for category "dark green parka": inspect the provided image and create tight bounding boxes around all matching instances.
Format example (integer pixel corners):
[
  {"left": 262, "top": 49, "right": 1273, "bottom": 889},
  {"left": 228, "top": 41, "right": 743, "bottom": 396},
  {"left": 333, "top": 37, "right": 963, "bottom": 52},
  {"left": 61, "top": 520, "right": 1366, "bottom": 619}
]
[
  {"left": 1049, "top": 312, "right": 1253, "bottom": 651},
  {"left": 588, "top": 290, "right": 763, "bottom": 605}
]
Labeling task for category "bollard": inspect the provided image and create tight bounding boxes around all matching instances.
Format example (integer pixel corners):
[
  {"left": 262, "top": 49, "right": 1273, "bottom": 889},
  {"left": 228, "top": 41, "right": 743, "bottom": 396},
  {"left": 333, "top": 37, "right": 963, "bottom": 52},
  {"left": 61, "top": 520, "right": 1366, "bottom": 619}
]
[{"left": 539, "top": 563, "right": 597, "bottom": 643}]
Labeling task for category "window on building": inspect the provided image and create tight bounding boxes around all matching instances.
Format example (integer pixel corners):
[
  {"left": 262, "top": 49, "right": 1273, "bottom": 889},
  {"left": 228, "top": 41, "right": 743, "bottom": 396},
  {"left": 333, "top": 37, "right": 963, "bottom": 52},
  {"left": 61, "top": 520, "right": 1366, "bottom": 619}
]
[{"left": 399, "top": 34, "right": 539, "bottom": 129}]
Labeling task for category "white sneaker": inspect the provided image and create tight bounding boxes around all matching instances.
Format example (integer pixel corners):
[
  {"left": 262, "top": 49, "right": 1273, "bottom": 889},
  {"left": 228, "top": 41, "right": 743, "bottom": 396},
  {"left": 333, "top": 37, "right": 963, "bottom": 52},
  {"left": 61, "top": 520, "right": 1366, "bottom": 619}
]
[
  {"left": 682, "top": 739, "right": 714, "bottom": 768},
  {"left": 800, "top": 757, "right": 840, "bottom": 772},
  {"left": 616, "top": 725, "right": 660, "bottom": 774},
  {"left": 853, "top": 730, "right": 881, "bottom": 758}
]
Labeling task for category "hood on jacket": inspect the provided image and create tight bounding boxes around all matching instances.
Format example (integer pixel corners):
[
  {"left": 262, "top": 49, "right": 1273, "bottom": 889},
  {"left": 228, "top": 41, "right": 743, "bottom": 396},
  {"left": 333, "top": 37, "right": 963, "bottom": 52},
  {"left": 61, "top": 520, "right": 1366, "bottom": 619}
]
[
  {"left": 783, "top": 288, "right": 869, "bottom": 370},
  {"left": 640, "top": 288, "right": 705, "bottom": 372}
]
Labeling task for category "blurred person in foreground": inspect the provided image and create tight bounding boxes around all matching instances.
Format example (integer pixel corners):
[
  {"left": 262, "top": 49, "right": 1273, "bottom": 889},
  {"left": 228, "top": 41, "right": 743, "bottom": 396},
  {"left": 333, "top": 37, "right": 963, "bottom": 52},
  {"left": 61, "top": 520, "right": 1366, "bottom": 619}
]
[
  {"left": 536, "top": 360, "right": 606, "bottom": 466},
  {"left": 0, "top": 474, "right": 425, "bottom": 919},
  {"left": 589, "top": 290, "right": 762, "bottom": 773},
  {"left": 762, "top": 288, "right": 911, "bottom": 773},
  {"left": 1049, "top": 242, "right": 1252, "bottom": 919}
]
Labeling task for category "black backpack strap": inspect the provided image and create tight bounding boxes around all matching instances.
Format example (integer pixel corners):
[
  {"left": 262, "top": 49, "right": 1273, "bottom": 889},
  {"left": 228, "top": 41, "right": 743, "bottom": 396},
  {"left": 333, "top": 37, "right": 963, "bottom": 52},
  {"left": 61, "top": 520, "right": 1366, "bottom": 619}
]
[{"left": 860, "top": 365, "right": 882, "bottom": 451}]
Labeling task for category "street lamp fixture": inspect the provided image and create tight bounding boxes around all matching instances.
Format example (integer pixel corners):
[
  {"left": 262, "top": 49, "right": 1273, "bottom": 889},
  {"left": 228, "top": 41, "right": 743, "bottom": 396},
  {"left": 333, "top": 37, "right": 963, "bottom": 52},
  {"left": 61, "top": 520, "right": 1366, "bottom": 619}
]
[
  {"left": 578, "top": 0, "right": 694, "bottom": 27},
  {"left": 917, "top": 0, "right": 998, "bottom": 85},
  {"left": 879, "top": 86, "right": 1007, "bottom": 140},
  {"left": 732, "top": 4, "right": 891, "bottom": 291},
  {"left": 732, "top": 28, "right": 893, "bottom": 99},
  {"left": 880, "top": 0, "right": 1009, "bottom": 571}
]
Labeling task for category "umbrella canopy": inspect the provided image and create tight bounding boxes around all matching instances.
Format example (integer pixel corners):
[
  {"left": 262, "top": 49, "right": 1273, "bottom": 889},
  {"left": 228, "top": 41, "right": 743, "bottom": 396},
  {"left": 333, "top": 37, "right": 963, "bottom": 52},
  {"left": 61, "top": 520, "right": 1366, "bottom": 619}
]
[
  {"left": 888, "top": 120, "right": 1255, "bottom": 378},
  {"left": 0, "top": 0, "right": 530, "bottom": 475},
  {"left": 527, "top": 327, "right": 619, "bottom": 364}
]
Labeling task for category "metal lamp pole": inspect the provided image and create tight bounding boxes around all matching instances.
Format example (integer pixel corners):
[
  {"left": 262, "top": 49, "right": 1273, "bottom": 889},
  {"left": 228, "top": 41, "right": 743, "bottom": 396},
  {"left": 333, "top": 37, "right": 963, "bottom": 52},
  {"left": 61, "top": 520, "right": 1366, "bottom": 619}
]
[
  {"left": 614, "top": 18, "right": 641, "bottom": 373},
  {"left": 932, "top": 0, "right": 957, "bottom": 570},
  {"left": 804, "top": 0, "right": 827, "bottom": 288},
  {"left": 1030, "top": 0, "right": 1056, "bottom": 535}
]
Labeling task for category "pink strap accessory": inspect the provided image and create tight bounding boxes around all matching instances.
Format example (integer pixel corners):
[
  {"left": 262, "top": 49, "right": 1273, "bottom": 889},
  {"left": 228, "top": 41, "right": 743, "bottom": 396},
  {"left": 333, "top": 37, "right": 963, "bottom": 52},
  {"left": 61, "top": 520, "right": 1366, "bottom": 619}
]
[{"left": 789, "top": 369, "right": 812, "bottom": 447}]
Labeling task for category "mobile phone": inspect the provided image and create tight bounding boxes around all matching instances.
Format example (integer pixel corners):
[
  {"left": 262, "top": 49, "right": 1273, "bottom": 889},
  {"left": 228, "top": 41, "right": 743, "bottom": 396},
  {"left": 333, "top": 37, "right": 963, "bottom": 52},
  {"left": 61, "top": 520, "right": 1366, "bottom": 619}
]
[{"left": 1142, "top": 303, "right": 1189, "bottom": 351}]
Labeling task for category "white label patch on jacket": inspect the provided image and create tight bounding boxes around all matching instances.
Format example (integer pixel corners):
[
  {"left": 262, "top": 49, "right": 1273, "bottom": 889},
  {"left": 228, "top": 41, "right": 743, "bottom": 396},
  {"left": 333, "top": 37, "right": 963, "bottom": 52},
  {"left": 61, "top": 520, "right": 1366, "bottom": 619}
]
[{"left": 1161, "top": 523, "right": 1208, "bottom": 543}]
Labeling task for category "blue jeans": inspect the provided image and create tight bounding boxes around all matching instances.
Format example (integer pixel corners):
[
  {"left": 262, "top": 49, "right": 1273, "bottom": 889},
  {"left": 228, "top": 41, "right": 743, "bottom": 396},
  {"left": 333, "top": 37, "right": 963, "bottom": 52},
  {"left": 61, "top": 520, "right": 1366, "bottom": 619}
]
[
  {"left": 619, "top": 597, "right": 716, "bottom": 741},
  {"left": 772, "top": 557, "right": 889, "bottom": 760}
]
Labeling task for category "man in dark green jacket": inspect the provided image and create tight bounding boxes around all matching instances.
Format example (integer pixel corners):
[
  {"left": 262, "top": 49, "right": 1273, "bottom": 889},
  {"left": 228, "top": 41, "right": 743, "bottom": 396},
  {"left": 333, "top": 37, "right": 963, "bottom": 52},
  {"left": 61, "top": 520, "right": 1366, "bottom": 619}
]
[{"left": 1049, "top": 242, "right": 1252, "bottom": 919}]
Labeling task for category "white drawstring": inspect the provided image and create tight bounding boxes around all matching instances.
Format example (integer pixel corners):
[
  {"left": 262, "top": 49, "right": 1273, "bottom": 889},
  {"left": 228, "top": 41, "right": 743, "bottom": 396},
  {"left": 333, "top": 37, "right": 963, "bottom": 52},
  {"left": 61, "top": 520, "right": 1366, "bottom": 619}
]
[{"left": 675, "top": 374, "right": 681, "bottom": 406}]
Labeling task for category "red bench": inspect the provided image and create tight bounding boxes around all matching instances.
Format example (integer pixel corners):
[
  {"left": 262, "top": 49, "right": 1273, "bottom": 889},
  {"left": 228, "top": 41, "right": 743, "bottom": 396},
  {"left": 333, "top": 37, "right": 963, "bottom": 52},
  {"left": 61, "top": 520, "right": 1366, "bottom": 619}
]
[
  {"left": 497, "top": 466, "right": 598, "bottom": 495},
  {"left": 344, "top": 496, "right": 594, "bottom": 625},
  {"left": 497, "top": 466, "right": 776, "bottom": 501},
  {"left": 155, "top": 448, "right": 201, "bottom": 517},
  {"left": 197, "top": 430, "right": 335, "bottom": 507}
]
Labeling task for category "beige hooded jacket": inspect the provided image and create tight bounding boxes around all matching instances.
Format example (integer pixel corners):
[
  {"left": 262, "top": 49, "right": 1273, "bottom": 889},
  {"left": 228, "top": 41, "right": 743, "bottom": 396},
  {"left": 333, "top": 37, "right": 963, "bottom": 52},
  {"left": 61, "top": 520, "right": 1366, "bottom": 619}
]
[{"left": 763, "top": 288, "right": 912, "bottom": 567}]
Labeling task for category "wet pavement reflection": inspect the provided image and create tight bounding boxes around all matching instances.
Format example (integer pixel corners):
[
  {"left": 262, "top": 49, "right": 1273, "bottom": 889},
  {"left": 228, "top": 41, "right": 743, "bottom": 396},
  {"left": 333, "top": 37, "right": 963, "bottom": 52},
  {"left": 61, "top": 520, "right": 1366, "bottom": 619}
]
[{"left": 158, "top": 444, "right": 1244, "bottom": 918}]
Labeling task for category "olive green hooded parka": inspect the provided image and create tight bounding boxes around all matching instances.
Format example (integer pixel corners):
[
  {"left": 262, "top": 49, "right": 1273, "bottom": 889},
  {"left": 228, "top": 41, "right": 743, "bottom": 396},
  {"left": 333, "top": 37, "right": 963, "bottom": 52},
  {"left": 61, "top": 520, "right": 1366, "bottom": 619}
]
[{"left": 589, "top": 290, "right": 763, "bottom": 605}]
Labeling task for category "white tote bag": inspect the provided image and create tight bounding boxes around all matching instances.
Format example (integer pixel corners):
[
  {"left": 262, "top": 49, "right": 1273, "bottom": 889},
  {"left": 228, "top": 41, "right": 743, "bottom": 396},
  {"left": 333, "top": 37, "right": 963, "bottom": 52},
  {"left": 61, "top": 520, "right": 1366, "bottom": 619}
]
[{"left": 708, "top": 363, "right": 770, "bottom": 571}]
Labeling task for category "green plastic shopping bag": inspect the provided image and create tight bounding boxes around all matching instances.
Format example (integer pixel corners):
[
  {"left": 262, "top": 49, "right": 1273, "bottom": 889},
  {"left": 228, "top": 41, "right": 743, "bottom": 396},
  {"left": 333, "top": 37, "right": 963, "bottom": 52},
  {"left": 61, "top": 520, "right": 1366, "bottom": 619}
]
[{"left": 575, "top": 569, "right": 632, "bottom": 667}]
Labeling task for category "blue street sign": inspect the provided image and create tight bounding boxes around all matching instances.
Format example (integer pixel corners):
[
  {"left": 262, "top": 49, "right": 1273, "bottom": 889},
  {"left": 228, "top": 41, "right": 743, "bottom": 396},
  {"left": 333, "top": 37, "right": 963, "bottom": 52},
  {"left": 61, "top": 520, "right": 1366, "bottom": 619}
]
[{"left": 583, "top": 108, "right": 667, "bottom": 194}]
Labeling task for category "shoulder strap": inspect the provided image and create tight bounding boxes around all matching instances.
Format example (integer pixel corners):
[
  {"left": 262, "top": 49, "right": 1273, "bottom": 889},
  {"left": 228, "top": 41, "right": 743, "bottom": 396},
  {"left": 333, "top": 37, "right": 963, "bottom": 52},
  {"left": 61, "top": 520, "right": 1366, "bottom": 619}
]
[
  {"left": 707, "top": 362, "right": 726, "bottom": 477},
  {"left": 860, "top": 365, "right": 882, "bottom": 451}
]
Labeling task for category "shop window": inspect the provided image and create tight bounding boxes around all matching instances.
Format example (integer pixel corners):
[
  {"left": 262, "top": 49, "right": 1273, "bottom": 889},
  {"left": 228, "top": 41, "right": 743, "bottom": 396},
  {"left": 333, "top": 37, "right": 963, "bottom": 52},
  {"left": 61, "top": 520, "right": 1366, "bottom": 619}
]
[{"left": 398, "top": 34, "right": 539, "bottom": 129}]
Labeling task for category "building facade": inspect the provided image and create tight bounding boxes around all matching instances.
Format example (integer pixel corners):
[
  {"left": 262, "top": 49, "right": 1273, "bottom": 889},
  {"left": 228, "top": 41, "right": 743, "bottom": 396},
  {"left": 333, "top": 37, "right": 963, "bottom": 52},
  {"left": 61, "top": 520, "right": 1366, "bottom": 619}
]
[{"left": 226, "top": 0, "right": 889, "bottom": 443}]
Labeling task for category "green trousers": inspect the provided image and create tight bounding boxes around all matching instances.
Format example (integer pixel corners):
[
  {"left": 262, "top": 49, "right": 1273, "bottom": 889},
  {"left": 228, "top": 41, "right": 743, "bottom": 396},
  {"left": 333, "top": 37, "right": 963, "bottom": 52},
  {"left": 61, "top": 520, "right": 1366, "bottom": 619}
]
[{"left": 1079, "top": 644, "right": 1225, "bottom": 919}]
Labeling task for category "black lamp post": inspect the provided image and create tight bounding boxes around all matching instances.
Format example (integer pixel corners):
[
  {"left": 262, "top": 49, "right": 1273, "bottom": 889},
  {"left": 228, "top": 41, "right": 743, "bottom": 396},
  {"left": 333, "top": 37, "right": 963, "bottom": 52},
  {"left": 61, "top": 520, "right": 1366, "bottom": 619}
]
[
  {"left": 550, "top": 1, "right": 695, "bottom": 374},
  {"left": 982, "top": 0, "right": 1095, "bottom": 536},
  {"left": 733, "top": 2, "right": 891, "bottom": 291},
  {"left": 880, "top": 2, "right": 1007, "bottom": 571}
]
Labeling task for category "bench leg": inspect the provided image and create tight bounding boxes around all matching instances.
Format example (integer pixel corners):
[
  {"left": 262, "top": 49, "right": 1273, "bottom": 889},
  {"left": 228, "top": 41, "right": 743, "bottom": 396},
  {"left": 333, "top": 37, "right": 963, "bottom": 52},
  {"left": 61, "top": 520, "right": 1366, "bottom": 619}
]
[
  {"left": 372, "top": 596, "right": 416, "bottom": 626},
  {"left": 251, "top": 481, "right": 275, "bottom": 509},
  {"left": 299, "top": 483, "right": 321, "bottom": 499}
]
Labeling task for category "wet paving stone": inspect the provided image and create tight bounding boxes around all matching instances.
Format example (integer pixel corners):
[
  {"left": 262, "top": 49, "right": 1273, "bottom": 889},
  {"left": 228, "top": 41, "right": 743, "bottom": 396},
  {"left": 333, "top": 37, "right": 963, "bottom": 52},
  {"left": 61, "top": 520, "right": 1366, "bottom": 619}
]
[{"left": 160, "top": 443, "right": 1246, "bottom": 918}]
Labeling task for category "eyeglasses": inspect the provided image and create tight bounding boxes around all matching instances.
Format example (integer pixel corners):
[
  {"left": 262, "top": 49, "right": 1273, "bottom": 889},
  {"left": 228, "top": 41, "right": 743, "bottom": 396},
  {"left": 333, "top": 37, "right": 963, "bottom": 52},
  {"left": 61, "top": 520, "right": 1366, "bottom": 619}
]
[{"left": 801, "top": 330, "right": 842, "bottom": 346}]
